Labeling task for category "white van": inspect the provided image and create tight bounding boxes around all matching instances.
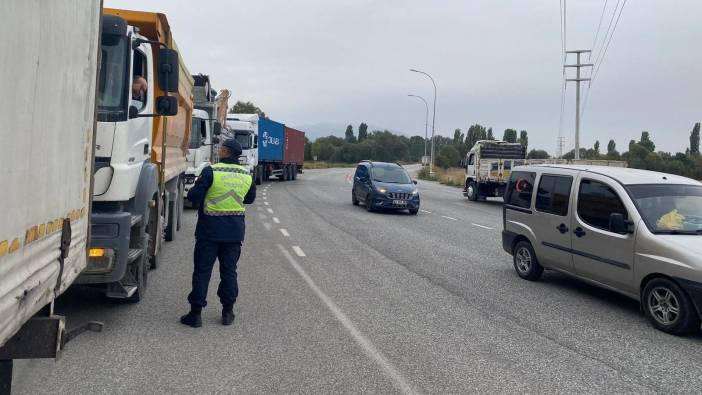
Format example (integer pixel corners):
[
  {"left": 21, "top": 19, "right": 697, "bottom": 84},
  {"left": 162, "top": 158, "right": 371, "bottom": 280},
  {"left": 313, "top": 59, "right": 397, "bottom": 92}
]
[{"left": 502, "top": 165, "right": 702, "bottom": 335}]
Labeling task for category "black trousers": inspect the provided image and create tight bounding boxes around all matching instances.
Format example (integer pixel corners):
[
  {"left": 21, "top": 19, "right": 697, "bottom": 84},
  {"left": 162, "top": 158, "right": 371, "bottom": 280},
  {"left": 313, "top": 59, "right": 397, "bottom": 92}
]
[{"left": 187, "top": 239, "right": 242, "bottom": 308}]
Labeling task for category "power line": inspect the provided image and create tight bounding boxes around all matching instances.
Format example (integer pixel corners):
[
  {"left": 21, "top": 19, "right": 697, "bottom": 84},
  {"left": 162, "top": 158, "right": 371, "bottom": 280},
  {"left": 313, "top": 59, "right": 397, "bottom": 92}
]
[
  {"left": 557, "top": 0, "right": 567, "bottom": 140},
  {"left": 591, "top": 0, "right": 627, "bottom": 83},
  {"left": 589, "top": 0, "right": 609, "bottom": 62},
  {"left": 591, "top": 0, "right": 621, "bottom": 79}
]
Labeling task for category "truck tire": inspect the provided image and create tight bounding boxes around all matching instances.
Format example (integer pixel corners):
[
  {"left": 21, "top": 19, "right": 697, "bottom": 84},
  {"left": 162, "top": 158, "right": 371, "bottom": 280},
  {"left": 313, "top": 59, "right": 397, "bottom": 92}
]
[
  {"left": 125, "top": 251, "right": 148, "bottom": 303},
  {"left": 255, "top": 166, "right": 262, "bottom": 185},
  {"left": 147, "top": 195, "right": 162, "bottom": 270},
  {"left": 176, "top": 178, "right": 184, "bottom": 232},
  {"left": 164, "top": 197, "right": 176, "bottom": 242},
  {"left": 292, "top": 166, "right": 297, "bottom": 180},
  {"left": 466, "top": 181, "right": 479, "bottom": 201}
]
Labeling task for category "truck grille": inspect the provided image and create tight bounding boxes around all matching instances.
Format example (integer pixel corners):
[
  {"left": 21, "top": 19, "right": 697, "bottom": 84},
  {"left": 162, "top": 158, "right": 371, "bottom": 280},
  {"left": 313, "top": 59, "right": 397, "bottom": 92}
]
[{"left": 388, "top": 192, "right": 412, "bottom": 200}]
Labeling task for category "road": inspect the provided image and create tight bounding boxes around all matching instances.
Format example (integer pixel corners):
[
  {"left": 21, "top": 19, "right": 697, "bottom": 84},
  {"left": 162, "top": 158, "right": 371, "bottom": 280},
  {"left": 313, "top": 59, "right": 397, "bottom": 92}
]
[{"left": 14, "top": 167, "right": 702, "bottom": 394}]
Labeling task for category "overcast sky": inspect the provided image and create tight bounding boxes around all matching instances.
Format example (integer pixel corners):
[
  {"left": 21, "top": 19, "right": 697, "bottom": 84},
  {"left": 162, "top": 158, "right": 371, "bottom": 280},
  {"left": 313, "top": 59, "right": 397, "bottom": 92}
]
[{"left": 106, "top": 0, "right": 702, "bottom": 154}]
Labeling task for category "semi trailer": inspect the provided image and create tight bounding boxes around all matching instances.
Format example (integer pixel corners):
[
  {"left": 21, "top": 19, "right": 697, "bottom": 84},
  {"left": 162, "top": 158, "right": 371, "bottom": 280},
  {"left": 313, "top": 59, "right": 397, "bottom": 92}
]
[
  {"left": 76, "top": 8, "right": 193, "bottom": 302},
  {"left": 0, "top": 0, "right": 102, "bottom": 391}
]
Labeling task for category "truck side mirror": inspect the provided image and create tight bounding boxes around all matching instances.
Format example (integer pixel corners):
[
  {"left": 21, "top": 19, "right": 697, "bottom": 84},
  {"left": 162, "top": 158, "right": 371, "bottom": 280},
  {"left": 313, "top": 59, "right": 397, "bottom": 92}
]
[
  {"left": 158, "top": 48, "right": 180, "bottom": 93},
  {"left": 213, "top": 121, "right": 222, "bottom": 136},
  {"left": 128, "top": 105, "right": 139, "bottom": 119},
  {"left": 155, "top": 96, "right": 178, "bottom": 116}
]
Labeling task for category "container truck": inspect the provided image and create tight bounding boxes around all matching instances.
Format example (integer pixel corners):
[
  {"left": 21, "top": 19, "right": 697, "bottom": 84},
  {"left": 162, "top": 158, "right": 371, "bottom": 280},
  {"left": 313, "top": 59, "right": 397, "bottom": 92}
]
[
  {"left": 0, "top": 0, "right": 102, "bottom": 391},
  {"left": 226, "top": 115, "right": 305, "bottom": 184},
  {"left": 462, "top": 140, "right": 626, "bottom": 201},
  {"left": 75, "top": 8, "right": 192, "bottom": 302}
]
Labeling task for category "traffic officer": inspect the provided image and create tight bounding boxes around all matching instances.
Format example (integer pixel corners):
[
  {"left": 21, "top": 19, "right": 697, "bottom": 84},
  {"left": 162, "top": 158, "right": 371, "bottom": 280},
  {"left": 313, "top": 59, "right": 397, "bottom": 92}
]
[{"left": 180, "top": 138, "right": 256, "bottom": 327}]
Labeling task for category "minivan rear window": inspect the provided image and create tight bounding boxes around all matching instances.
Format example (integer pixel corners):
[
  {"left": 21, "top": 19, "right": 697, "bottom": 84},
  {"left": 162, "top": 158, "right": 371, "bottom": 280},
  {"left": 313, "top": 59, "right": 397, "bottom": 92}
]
[
  {"left": 505, "top": 171, "right": 535, "bottom": 209},
  {"left": 535, "top": 175, "right": 573, "bottom": 216}
]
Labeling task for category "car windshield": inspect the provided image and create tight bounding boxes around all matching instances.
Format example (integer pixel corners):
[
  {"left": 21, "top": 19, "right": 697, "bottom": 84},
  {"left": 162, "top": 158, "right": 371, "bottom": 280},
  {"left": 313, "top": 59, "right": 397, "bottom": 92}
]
[
  {"left": 189, "top": 119, "right": 203, "bottom": 149},
  {"left": 372, "top": 165, "right": 412, "bottom": 184},
  {"left": 97, "top": 35, "right": 128, "bottom": 113},
  {"left": 628, "top": 184, "right": 702, "bottom": 234},
  {"left": 234, "top": 132, "right": 251, "bottom": 149}
]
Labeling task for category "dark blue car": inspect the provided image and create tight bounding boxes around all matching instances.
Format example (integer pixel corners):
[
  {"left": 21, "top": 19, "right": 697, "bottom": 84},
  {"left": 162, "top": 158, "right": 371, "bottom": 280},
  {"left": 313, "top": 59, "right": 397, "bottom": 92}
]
[{"left": 352, "top": 161, "right": 420, "bottom": 215}]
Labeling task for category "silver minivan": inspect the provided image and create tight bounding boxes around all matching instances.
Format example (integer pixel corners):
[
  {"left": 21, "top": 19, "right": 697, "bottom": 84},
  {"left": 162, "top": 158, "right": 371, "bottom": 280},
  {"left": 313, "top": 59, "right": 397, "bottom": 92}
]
[{"left": 502, "top": 165, "right": 702, "bottom": 335}]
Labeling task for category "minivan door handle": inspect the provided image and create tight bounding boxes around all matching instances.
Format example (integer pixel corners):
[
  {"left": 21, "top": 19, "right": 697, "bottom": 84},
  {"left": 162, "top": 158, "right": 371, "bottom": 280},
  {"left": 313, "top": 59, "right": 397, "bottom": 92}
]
[
  {"left": 574, "top": 227, "right": 586, "bottom": 238},
  {"left": 556, "top": 223, "right": 569, "bottom": 234}
]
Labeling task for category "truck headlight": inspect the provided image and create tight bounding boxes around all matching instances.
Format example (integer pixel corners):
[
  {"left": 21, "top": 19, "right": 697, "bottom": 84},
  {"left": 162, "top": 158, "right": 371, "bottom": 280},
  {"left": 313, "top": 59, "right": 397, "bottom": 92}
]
[{"left": 85, "top": 248, "right": 115, "bottom": 274}]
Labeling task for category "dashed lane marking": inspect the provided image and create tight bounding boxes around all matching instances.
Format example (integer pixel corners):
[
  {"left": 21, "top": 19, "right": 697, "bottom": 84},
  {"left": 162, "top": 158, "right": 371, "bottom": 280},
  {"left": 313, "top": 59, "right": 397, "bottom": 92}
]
[
  {"left": 273, "top": 217, "right": 280, "bottom": 224},
  {"left": 264, "top": 202, "right": 269, "bottom": 206},
  {"left": 471, "top": 223, "right": 494, "bottom": 230},
  {"left": 292, "top": 246, "right": 306, "bottom": 257},
  {"left": 420, "top": 209, "right": 432, "bottom": 214},
  {"left": 441, "top": 215, "right": 458, "bottom": 221},
  {"left": 280, "top": 228, "right": 290, "bottom": 237},
  {"left": 263, "top": 223, "right": 272, "bottom": 231},
  {"left": 267, "top": 208, "right": 274, "bottom": 214},
  {"left": 276, "top": 245, "right": 417, "bottom": 395}
]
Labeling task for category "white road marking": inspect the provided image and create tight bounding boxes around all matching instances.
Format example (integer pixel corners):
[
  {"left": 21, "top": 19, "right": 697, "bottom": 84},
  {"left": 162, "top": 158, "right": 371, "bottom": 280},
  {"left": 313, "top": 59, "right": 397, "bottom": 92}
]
[
  {"left": 273, "top": 217, "right": 280, "bottom": 224},
  {"left": 471, "top": 223, "right": 494, "bottom": 230},
  {"left": 267, "top": 208, "right": 274, "bottom": 214},
  {"left": 280, "top": 228, "right": 290, "bottom": 237},
  {"left": 263, "top": 196, "right": 267, "bottom": 200},
  {"left": 263, "top": 223, "right": 272, "bottom": 231},
  {"left": 420, "top": 209, "right": 432, "bottom": 214},
  {"left": 441, "top": 215, "right": 458, "bottom": 221},
  {"left": 292, "top": 246, "right": 306, "bottom": 257},
  {"left": 276, "top": 245, "right": 417, "bottom": 395},
  {"left": 264, "top": 202, "right": 269, "bottom": 206}
]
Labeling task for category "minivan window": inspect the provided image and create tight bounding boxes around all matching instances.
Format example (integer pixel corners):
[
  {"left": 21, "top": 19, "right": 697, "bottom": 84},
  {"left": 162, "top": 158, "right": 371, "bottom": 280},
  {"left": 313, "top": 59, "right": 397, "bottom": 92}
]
[
  {"left": 577, "top": 179, "right": 628, "bottom": 231},
  {"left": 505, "top": 171, "right": 535, "bottom": 209},
  {"left": 628, "top": 184, "right": 702, "bottom": 234},
  {"left": 355, "top": 165, "right": 368, "bottom": 179},
  {"left": 535, "top": 175, "right": 573, "bottom": 216}
]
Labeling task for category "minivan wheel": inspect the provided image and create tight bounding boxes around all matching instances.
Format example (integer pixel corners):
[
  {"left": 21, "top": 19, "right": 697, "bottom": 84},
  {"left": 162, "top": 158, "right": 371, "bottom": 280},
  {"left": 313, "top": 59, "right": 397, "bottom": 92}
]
[
  {"left": 512, "top": 240, "right": 543, "bottom": 281},
  {"left": 466, "top": 181, "right": 478, "bottom": 201},
  {"left": 643, "top": 278, "right": 700, "bottom": 335},
  {"left": 352, "top": 193, "right": 359, "bottom": 206},
  {"left": 365, "top": 194, "right": 374, "bottom": 212}
]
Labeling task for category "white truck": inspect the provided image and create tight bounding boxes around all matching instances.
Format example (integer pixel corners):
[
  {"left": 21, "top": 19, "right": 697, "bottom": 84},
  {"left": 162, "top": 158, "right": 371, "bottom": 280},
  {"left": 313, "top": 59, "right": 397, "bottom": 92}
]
[
  {"left": 462, "top": 140, "right": 626, "bottom": 201},
  {"left": 75, "top": 9, "right": 192, "bottom": 302},
  {"left": 226, "top": 113, "right": 261, "bottom": 184},
  {"left": 0, "top": 0, "right": 102, "bottom": 390}
]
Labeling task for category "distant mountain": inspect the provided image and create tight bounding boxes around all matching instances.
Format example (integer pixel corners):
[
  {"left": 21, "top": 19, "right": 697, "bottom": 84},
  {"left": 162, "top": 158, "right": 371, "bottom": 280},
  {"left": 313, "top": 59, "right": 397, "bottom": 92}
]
[{"left": 291, "top": 122, "right": 404, "bottom": 140}]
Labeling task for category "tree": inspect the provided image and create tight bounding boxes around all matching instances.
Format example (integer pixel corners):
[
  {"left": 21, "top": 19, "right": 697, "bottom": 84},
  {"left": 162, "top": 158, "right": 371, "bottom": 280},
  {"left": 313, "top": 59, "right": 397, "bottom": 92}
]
[
  {"left": 344, "top": 124, "right": 356, "bottom": 143},
  {"left": 304, "top": 137, "right": 312, "bottom": 160},
  {"left": 518, "top": 130, "right": 528, "bottom": 147},
  {"left": 487, "top": 128, "right": 495, "bottom": 140},
  {"left": 229, "top": 100, "right": 266, "bottom": 118},
  {"left": 436, "top": 145, "right": 460, "bottom": 169},
  {"left": 690, "top": 122, "right": 700, "bottom": 155},
  {"left": 606, "top": 139, "right": 620, "bottom": 159},
  {"left": 503, "top": 129, "right": 517, "bottom": 143},
  {"left": 593, "top": 140, "right": 600, "bottom": 156},
  {"left": 453, "top": 128, "right": 464, "bottom": 145},
  {"left": 639, "top": 131, "right": 655, "bottom": 152},
  {"left": 358, "top": 122, "right": 369, "bottom": 142},
  {"left": 527, "top": 149, "right": 550, "bottom": 159}
]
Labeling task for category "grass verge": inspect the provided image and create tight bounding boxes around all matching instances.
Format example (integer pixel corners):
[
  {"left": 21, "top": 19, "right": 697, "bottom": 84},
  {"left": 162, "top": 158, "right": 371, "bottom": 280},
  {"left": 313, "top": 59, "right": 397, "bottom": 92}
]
[
  {"left": 417, "top": 167, "right": 464, "bottom": 188},
  {"left": 304, "top": 161, "right": 357, "bottom": 169}
]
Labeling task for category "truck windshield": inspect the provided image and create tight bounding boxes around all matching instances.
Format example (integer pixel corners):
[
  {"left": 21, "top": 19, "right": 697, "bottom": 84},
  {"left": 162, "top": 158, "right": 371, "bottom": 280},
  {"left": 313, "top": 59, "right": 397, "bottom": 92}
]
[
  {"left": 190, "top": 118, "right": 203, "bottom": 149},
  {"left": 372, "top": 165, "right": 412, "bottom": 184},
  {"left": 234, "top": 132, "right": 251, "bottom": 149},
  {"left": 97, "top": 35, "right": 129, "bottom": 117},
  {"left": 628, "top": 184, "right": 702, "bottom": 234}
]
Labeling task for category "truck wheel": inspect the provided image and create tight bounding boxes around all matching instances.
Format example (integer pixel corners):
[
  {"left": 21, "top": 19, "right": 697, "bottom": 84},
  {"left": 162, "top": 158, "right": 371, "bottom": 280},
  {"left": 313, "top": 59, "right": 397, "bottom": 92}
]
[
  {"left": 643, "top": 277, "right": 700, "bottom": 335},
  {"left": 255, "top": 166, "right": 262, "bottom": 185},
  {"left": 125, "top": 252, "right": 147, "bottom": 303},
  {"left": 176, "top": 178, "right": 184, "bottom": 232},
  {"left": 466, "top": 181, "right": 478, "bottom": 201},
  {"left": 147, "top": 196, "right": 161, "bottom": 270},
  {"left": 513, "top": 240, "right": 543, "bottom": 281},
  {"left": 164, "top": 198, "right": 176, "bottom": 242}
]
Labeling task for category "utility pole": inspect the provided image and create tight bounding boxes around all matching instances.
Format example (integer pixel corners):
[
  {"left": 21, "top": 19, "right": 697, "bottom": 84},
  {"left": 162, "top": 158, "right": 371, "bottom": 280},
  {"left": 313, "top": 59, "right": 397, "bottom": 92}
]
[
  {"left": 564, "top": 50, "right": 592, "bottom": 160},
  {"left": 557, "top": 136, "right": 567, "bottom": 158},
  {"left": 410, "top": 69, "right": 437, "bottom": 176}
]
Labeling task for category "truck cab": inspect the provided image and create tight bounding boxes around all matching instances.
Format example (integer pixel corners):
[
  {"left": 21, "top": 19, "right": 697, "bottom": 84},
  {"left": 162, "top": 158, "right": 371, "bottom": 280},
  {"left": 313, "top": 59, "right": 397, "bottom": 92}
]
[
  {"left": 185, "top": 109, "right": 217, "bottom": 199},
  {"left": 463, "top": 140, "right": 526, "bottom": 201},
  {"left": 226, "top": 113, "right": 259, "bottom": 178}
]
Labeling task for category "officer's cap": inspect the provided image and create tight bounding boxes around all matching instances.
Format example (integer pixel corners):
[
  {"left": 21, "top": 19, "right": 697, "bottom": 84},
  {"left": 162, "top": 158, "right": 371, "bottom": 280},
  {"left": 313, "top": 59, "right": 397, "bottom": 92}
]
[{"left": 222, "top": 139, "right": 243, "bottom": 155}]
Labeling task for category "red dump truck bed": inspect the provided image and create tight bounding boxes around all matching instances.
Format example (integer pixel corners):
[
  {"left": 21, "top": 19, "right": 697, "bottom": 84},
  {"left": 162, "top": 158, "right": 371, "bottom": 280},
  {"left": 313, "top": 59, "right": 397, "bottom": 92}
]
[{"left": 284, "top": 126, "right": 305, "bottom": 165}]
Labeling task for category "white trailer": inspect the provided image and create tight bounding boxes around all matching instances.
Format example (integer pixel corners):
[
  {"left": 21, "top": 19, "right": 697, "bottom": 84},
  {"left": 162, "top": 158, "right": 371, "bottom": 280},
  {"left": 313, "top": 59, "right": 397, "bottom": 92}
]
[{"left": 0, "top": 0, "right": 102, "bottom": 390}]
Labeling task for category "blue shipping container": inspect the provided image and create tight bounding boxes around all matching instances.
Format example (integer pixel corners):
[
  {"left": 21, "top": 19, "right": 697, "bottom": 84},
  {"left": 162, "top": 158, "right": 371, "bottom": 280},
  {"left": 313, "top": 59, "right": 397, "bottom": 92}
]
[{"left": 258, "top": 118, "right": 285, "bottom": 161}]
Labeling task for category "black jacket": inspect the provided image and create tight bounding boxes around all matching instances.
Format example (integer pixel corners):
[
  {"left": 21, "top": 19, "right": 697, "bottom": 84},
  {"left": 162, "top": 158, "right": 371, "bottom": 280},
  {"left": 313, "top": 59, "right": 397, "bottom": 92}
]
[{"left": 186, "top": 157, "right": 256, "bottom": 242}]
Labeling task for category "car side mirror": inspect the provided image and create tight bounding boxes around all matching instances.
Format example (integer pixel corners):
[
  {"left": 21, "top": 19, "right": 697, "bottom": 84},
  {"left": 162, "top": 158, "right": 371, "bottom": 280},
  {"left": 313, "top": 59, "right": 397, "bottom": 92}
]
[
  {"left": 158, "top": 48, "right": 180, "bottom": 92},
  {"left": 155, "top": 96, "right": 178, "bottom": 116},
  {"left": 213, "top": 121, "right": 222, "bottom": 136},
  {"left": 412, "top": 180, "right": 418, "bottom": 185},
  {"left": 460, "top": 159, "right": 466, "bottom": 167},
  {"left": 609, "top": 213, "right": 632, "bottom": 234},
  {"left": 128, "top": 105, "right": 139, "bottom": 119}
]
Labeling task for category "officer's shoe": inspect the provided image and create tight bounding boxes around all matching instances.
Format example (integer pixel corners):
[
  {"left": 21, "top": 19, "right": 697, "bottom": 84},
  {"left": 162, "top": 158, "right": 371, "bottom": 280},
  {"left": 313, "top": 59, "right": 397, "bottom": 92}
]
[
  {"left": 222, "top": 309, "right": 235, "bottom": 326},
  {"left": 180, "top": 311, "right": 202, "bottom": 328}
]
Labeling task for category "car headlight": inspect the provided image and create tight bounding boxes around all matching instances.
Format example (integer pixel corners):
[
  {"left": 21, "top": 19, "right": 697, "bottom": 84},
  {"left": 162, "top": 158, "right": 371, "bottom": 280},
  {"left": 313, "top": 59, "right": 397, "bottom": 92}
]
[
  {"left": 412, "top": 189, "right": 419, "bottom": 195},
  {"left": 378, "top": 188, "right": 387, "bottom": 193}
]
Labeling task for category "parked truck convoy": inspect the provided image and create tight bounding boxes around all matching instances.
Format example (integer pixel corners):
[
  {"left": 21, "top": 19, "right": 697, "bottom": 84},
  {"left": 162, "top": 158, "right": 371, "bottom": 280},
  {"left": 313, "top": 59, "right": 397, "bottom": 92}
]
[
  {"left": 226, "top": 115, "right": 306, "bottom": 184},
  {"left": 75, "top": 8, "right": 193, "bottom": 302},
  {"left": 0, "top": 0, "right": 101, "bottom": 390},
  {"left": 462, "top": 140, "right": 626, "bottom": 201}
]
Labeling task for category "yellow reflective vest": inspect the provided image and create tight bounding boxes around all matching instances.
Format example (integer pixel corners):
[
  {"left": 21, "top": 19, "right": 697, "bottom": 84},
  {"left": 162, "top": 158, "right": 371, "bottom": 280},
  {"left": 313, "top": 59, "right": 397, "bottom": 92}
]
[{"left": 203, "top": 163, "right": 253, "bottom": 216}]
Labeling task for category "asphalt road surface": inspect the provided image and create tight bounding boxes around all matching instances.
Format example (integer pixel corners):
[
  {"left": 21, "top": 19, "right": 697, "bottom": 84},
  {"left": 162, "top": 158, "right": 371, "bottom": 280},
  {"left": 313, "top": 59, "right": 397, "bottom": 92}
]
[{"left": 13, "top": 167, "right": 702, "bottom": 394}]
